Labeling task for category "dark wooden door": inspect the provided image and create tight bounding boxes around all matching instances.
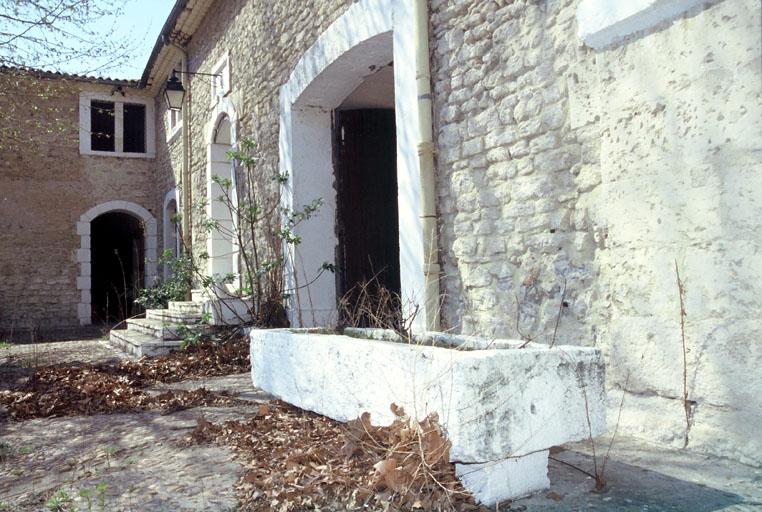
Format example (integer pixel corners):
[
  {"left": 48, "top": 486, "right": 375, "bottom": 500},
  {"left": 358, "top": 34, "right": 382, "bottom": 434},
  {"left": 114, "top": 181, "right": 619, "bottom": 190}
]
[{"left": 334, "top": 109, "right": 401, "bottom": 308}]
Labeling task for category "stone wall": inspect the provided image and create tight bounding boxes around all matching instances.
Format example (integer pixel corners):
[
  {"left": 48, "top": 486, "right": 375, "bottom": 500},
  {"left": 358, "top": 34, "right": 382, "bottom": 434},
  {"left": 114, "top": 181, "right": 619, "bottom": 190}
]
[
  {"left": 158, "top": 0, "right": 761, "bottom": 465},
  {"left": 0, "top": 71, "right": 158, "bottom": 337},
  {"left": 430, "top": 0, "right": 602, "bottom": 347},
  {"left": 154, "top": 0, "right": 354, "bottom": 267},
  {"left": 430, "top": 0, "right": 761, "bottom": 465},
  {"left": 588, "top": 0, "right": 762, "bottom": 465}
]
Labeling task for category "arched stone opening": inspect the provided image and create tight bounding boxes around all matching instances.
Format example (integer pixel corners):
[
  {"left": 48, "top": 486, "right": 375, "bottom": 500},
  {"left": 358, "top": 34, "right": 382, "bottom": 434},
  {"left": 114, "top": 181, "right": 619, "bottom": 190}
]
[
  {"left": 162, "top": 189, "right": 180, "bottom": 280},
  {"left": 91, "top": 212, "right": 144, "bottom": 323},
  {"left": 279, "top": 0, "right": 428, "bottom": 329},
  {"left": 206, "top": 111, "right": 239, "bottom": 289},
  {"left": 76, "top": 200, "right": 157, "bottom": 325}
]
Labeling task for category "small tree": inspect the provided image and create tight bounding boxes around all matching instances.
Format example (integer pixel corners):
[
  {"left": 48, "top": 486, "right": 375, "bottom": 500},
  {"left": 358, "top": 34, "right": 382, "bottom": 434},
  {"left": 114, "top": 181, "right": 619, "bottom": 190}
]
[{"left": 199, "top": 138, "right": 332, "bottom": 327}]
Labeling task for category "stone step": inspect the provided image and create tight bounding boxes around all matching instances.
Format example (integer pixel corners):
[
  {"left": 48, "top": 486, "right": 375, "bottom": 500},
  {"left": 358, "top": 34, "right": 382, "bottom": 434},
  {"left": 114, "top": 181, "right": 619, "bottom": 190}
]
[
  {"left": 146, "top": 308, "right": 203, "bottom": 324},
  {"left": 109, "top": 329, "right": 184, "bottom": 358},
  {"left": 168, "top": 301, "right": 205, "bottom": 315},
  {"left": 191, "top": 289, "right": 208, "bottom": 303},
  {"left": 126, "top": 318, "right": 187, "bottom": 340}
]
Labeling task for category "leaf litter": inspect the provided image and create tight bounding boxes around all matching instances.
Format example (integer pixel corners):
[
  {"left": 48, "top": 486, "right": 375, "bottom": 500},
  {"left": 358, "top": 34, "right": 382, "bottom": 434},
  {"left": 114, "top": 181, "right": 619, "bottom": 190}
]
[
  {"left": 0, "top": 338, "right": 251, "bottom": 420},
  {"left": 2, "top": 337, "right": 490, "bottom": 510},
  {"left": 190, "top": 401, "right": 491, "bottom": 512}
]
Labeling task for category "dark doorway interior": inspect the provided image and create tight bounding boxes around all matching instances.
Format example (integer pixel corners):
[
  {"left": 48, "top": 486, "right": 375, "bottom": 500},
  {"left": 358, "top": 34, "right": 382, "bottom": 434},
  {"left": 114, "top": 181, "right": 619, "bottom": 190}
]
[
  {"left": 91, "top": 212, "right": 145, "bottom": 324},
  {"left": 334, "top": 108, "right": 401, "bottom": 321}
]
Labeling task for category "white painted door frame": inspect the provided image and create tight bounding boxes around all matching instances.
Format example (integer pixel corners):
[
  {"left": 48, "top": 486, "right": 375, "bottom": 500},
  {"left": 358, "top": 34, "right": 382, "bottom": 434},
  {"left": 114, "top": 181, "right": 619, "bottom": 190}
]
[{"left": 279, "top": 0, "right": 429, "bottom": 330}]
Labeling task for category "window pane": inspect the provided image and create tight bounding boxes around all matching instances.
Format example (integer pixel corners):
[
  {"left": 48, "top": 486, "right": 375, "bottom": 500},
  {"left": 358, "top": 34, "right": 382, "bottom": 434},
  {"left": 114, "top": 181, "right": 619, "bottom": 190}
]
[
  {"left": 90, "top": 100, "right": 115, "bottom": 152},
  {"left": 123, "top": 103, "right": 146, "bottom": 153}
]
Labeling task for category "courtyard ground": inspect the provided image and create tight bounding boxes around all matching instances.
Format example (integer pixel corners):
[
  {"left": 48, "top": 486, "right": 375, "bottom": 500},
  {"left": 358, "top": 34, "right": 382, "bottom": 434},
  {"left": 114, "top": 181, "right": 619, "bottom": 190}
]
[{"left": 1, "top": 339, "right": 760, "bottom": 511}]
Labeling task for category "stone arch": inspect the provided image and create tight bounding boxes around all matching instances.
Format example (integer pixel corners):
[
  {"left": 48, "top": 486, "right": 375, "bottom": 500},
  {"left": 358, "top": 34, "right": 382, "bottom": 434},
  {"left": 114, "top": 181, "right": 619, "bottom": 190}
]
[
  {"left": 206, "top": 102, "right": 239, "bottom": 284},
  {"left": 76, "top": 200, "right": 157, "bottom": 325},
  {"left": 279, "top": 0, "right": 429, "bottom": 329},
  {"left": 162, "top": 189, "right": 180, "bottom": 279}
]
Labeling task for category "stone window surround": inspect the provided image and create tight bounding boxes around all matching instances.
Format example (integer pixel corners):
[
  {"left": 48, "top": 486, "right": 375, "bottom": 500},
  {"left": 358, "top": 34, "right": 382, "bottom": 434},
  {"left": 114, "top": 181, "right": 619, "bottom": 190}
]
[
  {"left": 76, "top": 200, "right": 158, "bottom": 325},
  {"left": 577, "top": 0, "right": 707, "bottom": 49},
  {"left": 279, "top": 0, "right": 429, "bottom": 330},
  {"left": 210, "top": 52, "right": 231, "bottom": 108},
  {"left": 79, "top": 92, "right": 157, "bottom": 158}
]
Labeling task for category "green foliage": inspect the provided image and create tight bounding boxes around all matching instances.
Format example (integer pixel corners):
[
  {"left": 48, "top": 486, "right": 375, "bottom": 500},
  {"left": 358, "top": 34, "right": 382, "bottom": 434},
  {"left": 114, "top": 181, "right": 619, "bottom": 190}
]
[
  {"left": 0, "top": 340, "right": 13, "bottom": 349},
  {"left": 0, "top": 441, "right": 11, "bottom": 462},
  {"left": 178, "top": 325, "right": 205, "bottom": 349},
  {"left": 135, "top": 250, "right": 195, "bottom": 309},
  {"left": 77, "top": 483, "right": 109, "bottom": 512},
  {"left": 197, "top": 136, "right": 329, "bottom": 327},
  {"left": 46, "top": 489, "right": 75, "bottom": 512}
]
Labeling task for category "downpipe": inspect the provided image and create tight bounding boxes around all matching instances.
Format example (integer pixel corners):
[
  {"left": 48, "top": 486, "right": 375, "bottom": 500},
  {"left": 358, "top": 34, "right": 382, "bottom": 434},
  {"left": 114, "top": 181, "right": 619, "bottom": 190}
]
[{"left": 413, "top": 0, "right": 441, "bottom": 331}]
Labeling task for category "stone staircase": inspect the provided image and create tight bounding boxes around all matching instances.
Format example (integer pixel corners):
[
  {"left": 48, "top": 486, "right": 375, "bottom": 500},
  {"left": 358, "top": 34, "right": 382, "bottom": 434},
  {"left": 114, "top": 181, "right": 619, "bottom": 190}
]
[{"left": 109, "top": 300, "right": 208, "bottom": 358}]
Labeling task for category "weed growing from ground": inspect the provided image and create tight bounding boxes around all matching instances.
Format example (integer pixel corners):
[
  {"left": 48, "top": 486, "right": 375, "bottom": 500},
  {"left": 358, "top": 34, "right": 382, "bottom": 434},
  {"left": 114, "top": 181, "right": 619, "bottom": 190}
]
[{"left": 46, "top": 489, "right": 75, "bottom": 512}]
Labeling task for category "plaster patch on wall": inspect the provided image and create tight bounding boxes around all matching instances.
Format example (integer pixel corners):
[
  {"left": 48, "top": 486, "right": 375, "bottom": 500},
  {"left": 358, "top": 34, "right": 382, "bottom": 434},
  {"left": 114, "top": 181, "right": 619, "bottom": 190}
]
[{"left": 577, "top": 0, "right": 708, "bottom": 49}]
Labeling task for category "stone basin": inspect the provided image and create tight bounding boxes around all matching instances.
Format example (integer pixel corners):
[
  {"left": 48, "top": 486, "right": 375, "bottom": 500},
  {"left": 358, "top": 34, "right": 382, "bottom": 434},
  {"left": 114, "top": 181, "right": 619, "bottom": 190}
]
[{"left": 249, "top": 328, "right": 606, "bottom": 505}]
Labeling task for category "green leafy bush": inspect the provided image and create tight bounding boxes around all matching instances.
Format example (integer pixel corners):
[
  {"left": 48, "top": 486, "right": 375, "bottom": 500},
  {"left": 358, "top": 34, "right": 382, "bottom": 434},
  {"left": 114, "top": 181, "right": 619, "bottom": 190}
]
[{"left": 135, "top": 250, "right": 195, "bottom": 309}]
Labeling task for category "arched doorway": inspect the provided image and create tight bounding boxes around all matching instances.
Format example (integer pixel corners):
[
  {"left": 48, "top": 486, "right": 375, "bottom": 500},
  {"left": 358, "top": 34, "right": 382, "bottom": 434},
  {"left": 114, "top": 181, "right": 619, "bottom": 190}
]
[
  {"left": 76, "top": 200, "right": 157, "bottom": 325},
  {"left": 207, "top": 113, "right": 238, "bottom": 288},
  {"left": 163, "top": 189, "right": 180, "bottom": 279},
  {"left": 279, "top": 0, "right": 436, "bottom": 329},
  {"left": 91, "top": 212, "right": 145, "bottom": 323}
]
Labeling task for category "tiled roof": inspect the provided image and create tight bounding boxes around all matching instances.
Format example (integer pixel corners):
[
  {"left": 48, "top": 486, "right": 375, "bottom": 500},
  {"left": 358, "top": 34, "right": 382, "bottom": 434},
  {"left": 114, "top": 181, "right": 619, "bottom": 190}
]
[{"left": 0, "top": 65, "right": 138, "bottom": 87}]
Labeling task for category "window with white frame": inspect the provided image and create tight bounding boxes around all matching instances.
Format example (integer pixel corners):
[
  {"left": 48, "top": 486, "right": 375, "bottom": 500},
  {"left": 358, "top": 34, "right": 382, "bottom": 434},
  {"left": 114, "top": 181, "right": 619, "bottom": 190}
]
[
  {"left": 167, "top": 59, "right": 184, "bottom": 138},
  {"left": 210, "top": 52, "right": 231, "bottom": 106},
  {"left": 79, "top": 93, "right": 156, "bottom": 158}
]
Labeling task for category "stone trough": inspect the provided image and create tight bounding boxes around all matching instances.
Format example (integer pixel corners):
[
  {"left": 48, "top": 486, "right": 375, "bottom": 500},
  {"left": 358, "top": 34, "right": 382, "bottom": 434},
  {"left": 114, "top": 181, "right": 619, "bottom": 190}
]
[{"left": 249, "top": 328, "right": 606, "bottom": 505}]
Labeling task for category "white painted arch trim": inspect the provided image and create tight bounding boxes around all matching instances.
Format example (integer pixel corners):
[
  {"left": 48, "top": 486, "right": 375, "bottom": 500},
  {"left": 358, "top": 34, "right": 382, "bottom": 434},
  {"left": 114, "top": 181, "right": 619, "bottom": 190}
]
[
  {"left": 162, "top": 189, "right": 181, "bottom": 280},
  {"left": 279, "top": 0, "right": 428, "bottom": 330},
  {"left": 577, "top": 0, "right": 707, "bottom": 49},
  {"left": 76, "top": 200, "right": 158, "bottom": 325},
  {"left": 206, "top": 99, "right": 240, "bottom": 284}
]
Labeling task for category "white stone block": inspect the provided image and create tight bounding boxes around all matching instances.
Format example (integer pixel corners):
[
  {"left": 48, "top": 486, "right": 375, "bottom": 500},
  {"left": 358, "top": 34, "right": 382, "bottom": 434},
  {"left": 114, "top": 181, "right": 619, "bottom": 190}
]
[
  {"left": 80, "top": 262, "right": 91, "bottom": 277},
  {"left": 76, "top": 249, "right": 91, "bottom": 263},
  {"left": 76, "top": 276, "right": 91, "bottom": 290},
  {"left": 455, "top": 450, "right": 550, "bottom": 506},
  {"left": 77, "top": 303, "right": 91, "bottom": 324},
  {"left": 250, "top": 329, "right": 606, "bottom": 462},
  {"left": 577, "top": 0, "right": 706, "bottom": 49},
  {"left": 76, "top": 222, "right": 90, "bottom": 236},
  {"left": 250, "top": 329, "right": 605, "bottom": 503}
]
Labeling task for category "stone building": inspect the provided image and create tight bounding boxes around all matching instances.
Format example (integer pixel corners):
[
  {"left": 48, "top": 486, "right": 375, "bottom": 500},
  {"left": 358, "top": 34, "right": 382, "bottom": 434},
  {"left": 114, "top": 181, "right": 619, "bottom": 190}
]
[{"left": 0, "top": 0, "right": 760, "bottom": 466}]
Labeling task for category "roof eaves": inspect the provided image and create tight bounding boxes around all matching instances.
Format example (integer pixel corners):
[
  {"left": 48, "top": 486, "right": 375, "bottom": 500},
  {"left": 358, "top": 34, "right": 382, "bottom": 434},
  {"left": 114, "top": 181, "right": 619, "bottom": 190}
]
[{"left": 139, "top": 0, "right": 192, "bottom": 88}]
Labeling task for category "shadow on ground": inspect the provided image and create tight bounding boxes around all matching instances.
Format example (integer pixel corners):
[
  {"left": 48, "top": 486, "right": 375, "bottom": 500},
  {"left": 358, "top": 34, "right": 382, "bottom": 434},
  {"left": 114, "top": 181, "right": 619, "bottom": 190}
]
[{"left": 512, "top": 440, "right": 762, "bottom": 511}]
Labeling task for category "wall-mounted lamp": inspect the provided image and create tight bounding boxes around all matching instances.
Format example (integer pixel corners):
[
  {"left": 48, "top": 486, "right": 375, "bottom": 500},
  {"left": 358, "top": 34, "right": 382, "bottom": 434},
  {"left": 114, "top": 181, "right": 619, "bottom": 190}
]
[
  {"left": 164, "top": 69, "right": 222, "bottom": 112},
  {"left": 111, "top": 85, "right": 126, "bottom": 97}
]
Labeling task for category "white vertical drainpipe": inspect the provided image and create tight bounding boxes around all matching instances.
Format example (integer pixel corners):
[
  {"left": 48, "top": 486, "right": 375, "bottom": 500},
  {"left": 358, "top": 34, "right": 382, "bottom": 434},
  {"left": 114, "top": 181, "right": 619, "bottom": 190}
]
[{"left": 413, "top": 0, "right": 441, "bottom": 331}]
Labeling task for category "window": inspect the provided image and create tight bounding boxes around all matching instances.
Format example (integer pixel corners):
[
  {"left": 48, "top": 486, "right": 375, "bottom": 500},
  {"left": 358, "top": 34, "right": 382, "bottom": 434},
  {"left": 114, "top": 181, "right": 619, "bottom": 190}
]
[
  {"left": 123, "top": 103, "right": 146, "bottom": 153},
  {"left": 79, "top": 93, "right": 155, "bottom": 157},
  {"left": 90, "top": 101, "right": 115, "bottom": 152},
  {"left": 210, "top": 53, "right": 231, "bottom": 106}
]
